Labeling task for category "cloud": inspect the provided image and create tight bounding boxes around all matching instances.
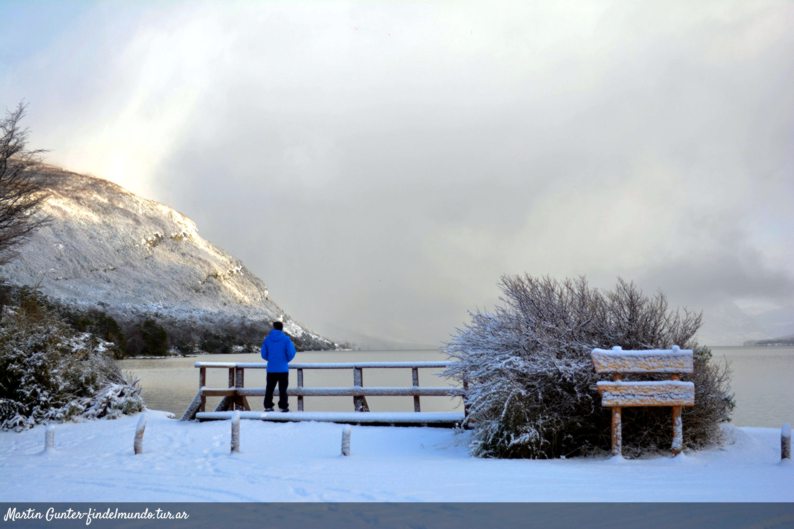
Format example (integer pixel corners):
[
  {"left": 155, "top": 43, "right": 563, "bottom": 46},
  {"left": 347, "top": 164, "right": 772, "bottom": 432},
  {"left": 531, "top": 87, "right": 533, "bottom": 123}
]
[{"left": 2, "top": 0, "right": 793, "bottom": 345}]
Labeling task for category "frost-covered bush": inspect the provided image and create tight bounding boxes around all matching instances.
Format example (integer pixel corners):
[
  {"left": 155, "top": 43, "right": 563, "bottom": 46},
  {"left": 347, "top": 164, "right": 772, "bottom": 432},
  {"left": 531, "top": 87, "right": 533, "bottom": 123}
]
[
  {"left": 445, "top": 276, "right": 734, "bottom": 458},
  {"left": 0, "top": 290, "right": 144, "bottom": 431}
]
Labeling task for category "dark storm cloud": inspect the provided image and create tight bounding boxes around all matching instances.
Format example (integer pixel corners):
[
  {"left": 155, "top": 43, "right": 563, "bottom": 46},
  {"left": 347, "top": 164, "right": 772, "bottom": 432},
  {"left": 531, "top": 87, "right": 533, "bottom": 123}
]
[{"left": 2, "top": 0, "right": 793, "bottom": 345}]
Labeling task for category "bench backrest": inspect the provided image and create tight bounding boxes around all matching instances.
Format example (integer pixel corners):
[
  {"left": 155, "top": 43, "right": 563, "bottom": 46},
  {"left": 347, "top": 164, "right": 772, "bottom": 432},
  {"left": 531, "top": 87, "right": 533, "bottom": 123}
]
[{"left": 591, "top": 345, "right": 693, "bottom": 375}]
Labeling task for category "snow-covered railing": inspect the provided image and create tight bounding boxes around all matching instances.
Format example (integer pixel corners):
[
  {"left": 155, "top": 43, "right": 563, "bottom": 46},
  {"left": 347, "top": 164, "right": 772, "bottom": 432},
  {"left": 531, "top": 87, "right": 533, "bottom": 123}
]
[
  {"left": 591, "top": 346, "right": 695, "bottom": 456},
  {"left": 181, "top": 360, "right": 463, "bottom": 422}
]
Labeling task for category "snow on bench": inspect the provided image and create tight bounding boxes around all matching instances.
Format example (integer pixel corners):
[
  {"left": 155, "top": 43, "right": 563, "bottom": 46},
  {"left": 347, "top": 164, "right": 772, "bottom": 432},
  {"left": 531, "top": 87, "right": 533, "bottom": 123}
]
[
  {"left": 591, "top": 346, "right": 695, "bottom": 456},
  {"left": 195, "top": 411, "right": 466, "bottom": 427}
]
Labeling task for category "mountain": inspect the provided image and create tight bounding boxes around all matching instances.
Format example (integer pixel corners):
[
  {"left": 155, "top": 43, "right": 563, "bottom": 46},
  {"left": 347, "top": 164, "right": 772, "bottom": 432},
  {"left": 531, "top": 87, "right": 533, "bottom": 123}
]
[
  {"left": 744, "top": 334, "right": 794, "bottom": 347},
  {"left": 0, "top": 166, "right": 336, "bottom": 352}
]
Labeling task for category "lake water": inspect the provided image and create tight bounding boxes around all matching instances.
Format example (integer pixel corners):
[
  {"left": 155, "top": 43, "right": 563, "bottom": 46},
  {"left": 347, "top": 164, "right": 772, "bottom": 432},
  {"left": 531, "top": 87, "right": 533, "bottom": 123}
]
[{"left": 119, "top": 346, "right": 794, "bottom": 427}]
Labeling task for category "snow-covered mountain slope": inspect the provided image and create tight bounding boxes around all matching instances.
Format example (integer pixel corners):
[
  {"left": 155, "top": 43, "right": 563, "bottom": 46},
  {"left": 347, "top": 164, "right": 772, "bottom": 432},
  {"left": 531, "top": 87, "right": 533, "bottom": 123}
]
[{"left": 0, "top": 167, "right": 334, "bottom": 349}]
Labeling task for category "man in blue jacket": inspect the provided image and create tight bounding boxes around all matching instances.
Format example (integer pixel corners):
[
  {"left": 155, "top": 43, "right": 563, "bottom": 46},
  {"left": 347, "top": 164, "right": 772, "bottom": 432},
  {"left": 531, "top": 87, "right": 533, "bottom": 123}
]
[{"left": 261, "top": 321, "right": 297, "bottom": 412}]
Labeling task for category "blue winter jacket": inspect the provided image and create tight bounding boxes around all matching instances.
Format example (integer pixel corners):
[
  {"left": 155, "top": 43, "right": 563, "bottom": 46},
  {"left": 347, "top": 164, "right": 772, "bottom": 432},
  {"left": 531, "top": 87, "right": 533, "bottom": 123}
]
[{"left": 260, "top": 329, "right": 296, "bottom": 373}]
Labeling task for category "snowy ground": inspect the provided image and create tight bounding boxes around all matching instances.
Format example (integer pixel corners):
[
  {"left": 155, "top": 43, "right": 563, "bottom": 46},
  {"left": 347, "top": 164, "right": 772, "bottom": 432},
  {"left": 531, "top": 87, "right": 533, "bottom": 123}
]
[{"left": 0, "top": 411, "right": 791, "bottom": 502}]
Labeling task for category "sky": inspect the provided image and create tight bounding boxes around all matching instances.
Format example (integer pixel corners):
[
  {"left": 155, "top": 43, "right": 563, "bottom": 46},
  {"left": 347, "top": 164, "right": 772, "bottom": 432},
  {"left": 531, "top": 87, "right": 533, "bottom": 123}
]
[{"left": 1, "top": 0, "right": 793, "bottom": 347}]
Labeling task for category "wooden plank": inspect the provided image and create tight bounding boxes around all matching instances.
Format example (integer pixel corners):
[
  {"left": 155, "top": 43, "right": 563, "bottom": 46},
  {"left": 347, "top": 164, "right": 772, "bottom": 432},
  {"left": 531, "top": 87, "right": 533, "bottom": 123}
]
[
  {"left": 591, "top": 347, "right": 693, "bottom": 374},
  {"left": 196, "top": 411, "right": 466, "bottom": 427},
  {"left": 597, "top": 381, "right": 695, "bottom": 407},
  {"left": 195, "top": 361, "right": 454, "bottom": 369},
  {"left": 201, "top": 387, "right": 466, "bottom": 397}
]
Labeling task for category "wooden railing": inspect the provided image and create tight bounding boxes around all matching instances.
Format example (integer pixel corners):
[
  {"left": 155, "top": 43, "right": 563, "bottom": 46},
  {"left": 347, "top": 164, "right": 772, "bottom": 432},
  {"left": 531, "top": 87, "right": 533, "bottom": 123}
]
[{"left": 180, "top": 361, "right": 465, "bottom": 421}]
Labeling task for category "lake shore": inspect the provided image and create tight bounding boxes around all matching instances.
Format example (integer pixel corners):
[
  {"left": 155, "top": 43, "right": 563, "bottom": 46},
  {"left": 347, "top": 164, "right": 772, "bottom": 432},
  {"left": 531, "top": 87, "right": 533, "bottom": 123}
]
[{"left": 1, "top": 411, "right": 791, "bottom": 502}]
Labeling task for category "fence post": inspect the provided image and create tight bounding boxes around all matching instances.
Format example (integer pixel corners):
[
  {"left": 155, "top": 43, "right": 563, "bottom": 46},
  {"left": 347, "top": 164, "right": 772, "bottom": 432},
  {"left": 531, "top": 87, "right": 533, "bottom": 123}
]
[
  {"left": 783, "top": 423, "right": 791, "bottom": 461},
  {"left": 228, "top": 368, "right": 236, "bottom": 411},
  {"left": 231, "top": 411, "right": 241, "bottom": 453},
  {"left": 199, "top": 367, "right": 207, "bottom": 413},
  {"left": 412, "top": 367, "right": 421, "bottom": 412},
  {"left": 235, "top": 366, "right": 250, "bottom": 411},
  {"left": 341, "top": 425, "right": 351, "bottom": 456},
  {"left": 353, "top": 367, "right": 369, "bottom": 412},
  {"left": 134, "top": 414, "right": 147, "bottom": 455},
  {"left": 297, "top": 368, "right": 304, "bottom": 411},
  {"left": 45, "top": 425, "right": 55, "bottom": 453}
]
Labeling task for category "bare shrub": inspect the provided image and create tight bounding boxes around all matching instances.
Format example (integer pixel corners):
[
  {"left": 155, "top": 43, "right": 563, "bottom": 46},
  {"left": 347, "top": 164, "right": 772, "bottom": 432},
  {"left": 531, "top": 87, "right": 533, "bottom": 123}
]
[
  {"left": 445, "top": 275, "right": 734, "bottom": 458},
  {"left": 0, "top": 103, "right": 49, "bottom": 263}
]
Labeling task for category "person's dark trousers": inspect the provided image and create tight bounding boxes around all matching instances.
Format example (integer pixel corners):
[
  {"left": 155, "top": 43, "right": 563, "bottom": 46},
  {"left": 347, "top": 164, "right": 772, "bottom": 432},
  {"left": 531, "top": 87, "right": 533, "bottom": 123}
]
[{"left": 264, "top": 371, "right": 289, "bottom": 411}]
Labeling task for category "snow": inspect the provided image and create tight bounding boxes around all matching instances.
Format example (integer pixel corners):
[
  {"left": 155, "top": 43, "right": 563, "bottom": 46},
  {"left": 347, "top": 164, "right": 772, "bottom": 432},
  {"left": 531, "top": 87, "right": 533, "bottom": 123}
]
[
  {"left": 1, "top": 411, "right": 791, "bottom": 502},
  {"left": 593, "top": 347, "right": 693, "bottom": 356},
  {"left": 596, "top": 381, "right": 694, "bottom": 388},
  {"left": 591, "top": 348, "right": 694, "bottom": 374}
]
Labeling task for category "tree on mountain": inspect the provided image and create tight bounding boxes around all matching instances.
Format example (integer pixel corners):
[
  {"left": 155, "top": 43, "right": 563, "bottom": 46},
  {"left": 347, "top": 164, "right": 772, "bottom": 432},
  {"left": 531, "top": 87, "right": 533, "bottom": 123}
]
[{"left": 0, "top": 103, "right": 48, "bottom": 264}]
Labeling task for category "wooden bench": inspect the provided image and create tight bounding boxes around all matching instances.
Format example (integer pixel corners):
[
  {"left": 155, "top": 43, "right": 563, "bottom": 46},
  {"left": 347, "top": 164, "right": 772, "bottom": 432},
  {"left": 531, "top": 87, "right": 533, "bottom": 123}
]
[
  {"left": 591, "top": 346, "right": 695, "bottom": 456},
  {"left": 180, "top": 361, "right": 466, "bottom": 427}
]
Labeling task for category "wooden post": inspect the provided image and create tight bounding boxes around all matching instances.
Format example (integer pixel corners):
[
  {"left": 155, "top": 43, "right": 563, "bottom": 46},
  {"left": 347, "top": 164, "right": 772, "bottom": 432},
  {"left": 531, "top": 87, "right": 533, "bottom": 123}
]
[
  {"left": 353, "top": 367, "right": 362, "bottom": 411},
  {"left": 134, "top": 414, "right": 146, "bottom": 455},
  {"left": 670, "top": 373, "right": 683, "bottom": 455},
  {"left": 671, "top": 406, "right": 683, "bottom": 455},
  {"left": 228, "top": 368, "right": 236, "bottom": 411},
  {"left": 341, "top": 425, "right": 351, "bottom": 456},
  {"left": 45, "top": 425, "right": 55, "bottom": 453},
  {"left": 199, "top": 367, "right": 207, "bottom": 413},
  {"left": 611, "top": 373, "right": 622, "bottom": 456},
  {"left": 353, "top": 367, "right": 369, "bottom": 412},
  {"left": 783, "top": 423, "right": 791, "bottom": 461},
  {"left": 611, "top": 407, "right": 622, "bottom": 456},
  {"left": 412, "top": 367, "right": 421, "bottom": 412},
  {"left": 231, "top": 411, "right": 241, "bottom": 453},
  {"left": 297, "top": 368, "right": 304, "bottom": 411},
  {"left": 235, "top": 367, "right": 251, "bottom": 411}
]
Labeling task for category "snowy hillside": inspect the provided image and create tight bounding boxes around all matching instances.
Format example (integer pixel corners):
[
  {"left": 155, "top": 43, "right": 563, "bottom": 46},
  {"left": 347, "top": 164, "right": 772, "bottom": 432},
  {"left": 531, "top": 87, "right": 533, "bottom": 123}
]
[{"left": 0, "top": 167, "right": 334, "bottom": 350}]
